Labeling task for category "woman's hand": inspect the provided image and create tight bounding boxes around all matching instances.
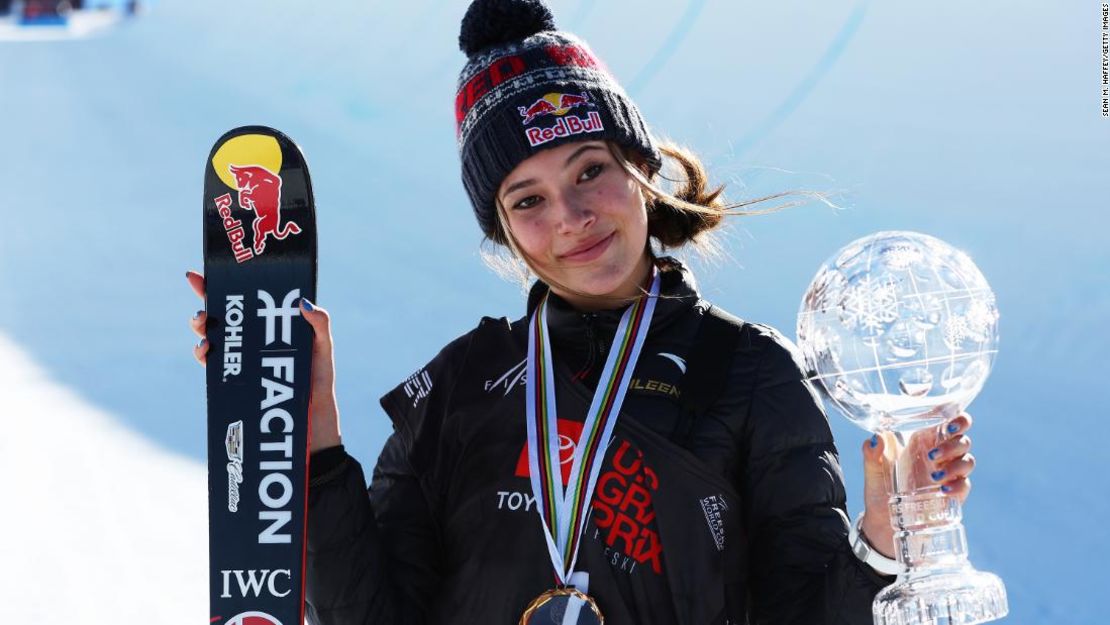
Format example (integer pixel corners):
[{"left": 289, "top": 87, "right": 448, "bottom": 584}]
[
  {"left": 859, "top": 412, "right": 977, "bottom": 558},
  {"left": 186, "top": 270, "right": 343, "bottom": 453}
]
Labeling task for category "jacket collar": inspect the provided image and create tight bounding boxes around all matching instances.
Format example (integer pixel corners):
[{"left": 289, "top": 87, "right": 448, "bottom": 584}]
[{"left": 524, "top": 256, "right": 700, "bottom": 350}]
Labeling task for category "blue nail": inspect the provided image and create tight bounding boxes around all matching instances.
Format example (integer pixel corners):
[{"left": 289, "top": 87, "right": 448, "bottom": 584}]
[
  {"left": 931, "top": 470, "right": 946, "bottom": 481},
  {"left": 870, "top": 434, "right": 878, "bottom": 448},
  {"left": 197, "top": 338, "right": 207, "bottom": 349},
  {"left": 193, "top": 310, "right": 203, "bottom": 320},
  {"left": 928, "top": 448, "right": 939, "bottom": 461},
  {"left": 301, "top": 298, "right": 315, "bottom": 312},
  {"left": 947, "top": 422, "right": 959, "bottom": 434},
  {"left": 941, "top": 485, "right": 952, "bottom": 493}
]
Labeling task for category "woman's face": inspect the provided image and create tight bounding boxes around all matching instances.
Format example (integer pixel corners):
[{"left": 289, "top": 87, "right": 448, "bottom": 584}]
[{"left": 498, "top": 141, "right": 650, "bottom": 306}]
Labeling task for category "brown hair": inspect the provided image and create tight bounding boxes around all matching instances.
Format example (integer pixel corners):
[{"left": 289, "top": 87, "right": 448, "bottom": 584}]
[
  {"left": 614, "top": 142, "right": 799, "bottom": 247},
  {"left": 482, "top": 140, "right": 816, "bottom": 299}
]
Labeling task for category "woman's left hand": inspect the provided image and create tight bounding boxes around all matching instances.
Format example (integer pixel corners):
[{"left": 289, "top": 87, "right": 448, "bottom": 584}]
[{"left": 859, "top": 412, "right": 977, "bottom": 558}]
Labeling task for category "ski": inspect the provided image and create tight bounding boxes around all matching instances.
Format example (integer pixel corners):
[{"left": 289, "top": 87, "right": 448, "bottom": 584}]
[{"left": 204, "top": 126, "right": 317, "bottom": 625}]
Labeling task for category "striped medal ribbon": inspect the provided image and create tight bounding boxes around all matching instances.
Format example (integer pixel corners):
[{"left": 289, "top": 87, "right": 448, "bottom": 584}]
[{"left": 524, "top": 268, "right": 661, "bottom": 587}]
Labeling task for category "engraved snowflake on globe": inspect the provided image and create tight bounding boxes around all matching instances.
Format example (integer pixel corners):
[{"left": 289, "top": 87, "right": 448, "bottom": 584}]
[{"left": 797, "top": 231, "right": 999, "bottom": 432}]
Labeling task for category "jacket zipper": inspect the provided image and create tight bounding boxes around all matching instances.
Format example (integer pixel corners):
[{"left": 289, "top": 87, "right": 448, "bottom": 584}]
[{"left": 573, "top": 313, "right": 599, "bottom": 382}]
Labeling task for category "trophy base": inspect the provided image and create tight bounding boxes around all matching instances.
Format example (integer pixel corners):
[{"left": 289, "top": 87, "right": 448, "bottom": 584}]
[{"left": 873, "top": 567, "right": 1008, "bottom": 625}]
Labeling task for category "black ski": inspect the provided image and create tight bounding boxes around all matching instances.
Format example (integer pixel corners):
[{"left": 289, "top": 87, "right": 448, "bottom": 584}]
[{"left": 204, "top": 126, "right": 317, "bottom": 625}]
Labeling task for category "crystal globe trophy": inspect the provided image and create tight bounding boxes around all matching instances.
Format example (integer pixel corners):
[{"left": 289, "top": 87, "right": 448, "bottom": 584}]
[{"left": 796, "top": 231, "right": 1007, "bottom": 625}]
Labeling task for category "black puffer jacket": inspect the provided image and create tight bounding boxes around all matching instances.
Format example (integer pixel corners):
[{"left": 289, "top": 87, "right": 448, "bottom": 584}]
[{"left": 305, "top": 259, "right": 892, "bottom": 625}]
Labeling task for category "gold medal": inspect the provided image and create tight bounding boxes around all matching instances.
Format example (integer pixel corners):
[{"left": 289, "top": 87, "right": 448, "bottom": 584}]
[{"left": 520, "top": 587, "right": 604, "bottom": 625}]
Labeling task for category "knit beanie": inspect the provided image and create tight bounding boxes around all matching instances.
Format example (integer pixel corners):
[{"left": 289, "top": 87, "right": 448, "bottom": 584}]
[{"left": 455, "top": 0, "right": 662, "bottom": 239}]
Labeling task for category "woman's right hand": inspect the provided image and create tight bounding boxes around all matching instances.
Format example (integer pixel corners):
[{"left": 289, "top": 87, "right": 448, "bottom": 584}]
[{"left": 187, "top": 270, "right": 343, "bottom": 453}]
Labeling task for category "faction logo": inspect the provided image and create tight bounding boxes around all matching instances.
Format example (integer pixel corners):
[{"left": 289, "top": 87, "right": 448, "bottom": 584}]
[
  {"left": 210, "top": 134, "right": 302, "bottom": 263},
  {"left": 217, "top": 611, "right": 283, "bottom": 625},
  {"left": 517, "top": 92, "right": 604, "bottom": 147}
]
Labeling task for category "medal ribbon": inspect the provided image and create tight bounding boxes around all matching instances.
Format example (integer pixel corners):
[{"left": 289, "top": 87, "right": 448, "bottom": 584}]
[{"left": 525, "top": 269, "right": 661, "bottom": 586}]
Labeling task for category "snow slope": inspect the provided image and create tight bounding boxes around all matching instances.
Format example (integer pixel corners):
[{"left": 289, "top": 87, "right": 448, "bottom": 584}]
[{"left": 0, "top": 333, "right": 206, "bottom": 621}]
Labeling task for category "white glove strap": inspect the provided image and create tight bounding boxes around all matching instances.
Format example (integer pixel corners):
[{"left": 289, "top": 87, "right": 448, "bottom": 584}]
[{"left": 848, "top": 511, "right": 902, "bottom": 576}]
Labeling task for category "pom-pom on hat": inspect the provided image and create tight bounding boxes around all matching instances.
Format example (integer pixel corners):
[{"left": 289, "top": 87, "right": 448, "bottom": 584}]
[{"left": 455, "top": 0, "right": 662, "bottom": 240}]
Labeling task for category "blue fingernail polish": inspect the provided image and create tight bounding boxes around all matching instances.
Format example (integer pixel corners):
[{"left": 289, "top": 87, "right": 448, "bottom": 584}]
[
  {"left": 301, "top": 298, "right": 315, "bottom": 312},
  {"left": 941, "top": 485, "right": 952, "bottom": 493},
  {"left": 928, "top": 448, "right": 939, "bottom": 461},
  {"left": 197, "top": 338, "right": 207, "bottom": 349},
  {"left": 870, "top": 434, "right": 878, "bottom": 448},
  {"left": 931, "top": 470, "right": 946, "bottom": 481},
  {"left": 947, "top": 422, "right": 959, "bottom": 434},
  {"left": 193, "top": 310, "right": 202, "bottom": 320}
]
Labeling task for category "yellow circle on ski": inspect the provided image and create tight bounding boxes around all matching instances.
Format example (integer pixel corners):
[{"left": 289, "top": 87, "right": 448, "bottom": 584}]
[{"left": 211, "top": 134, "right": 282, "bottom": 190}]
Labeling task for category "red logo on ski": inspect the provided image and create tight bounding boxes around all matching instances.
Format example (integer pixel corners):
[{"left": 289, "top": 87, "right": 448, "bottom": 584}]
[
  {"left": 230, "top": 165, "right": 302, "bottom": 256},
  {"left": 212, "top": 165, "right": 302, "bottom": 264},
  {"left": 222, "top": 611, "right": 283, "bottom": 625}
]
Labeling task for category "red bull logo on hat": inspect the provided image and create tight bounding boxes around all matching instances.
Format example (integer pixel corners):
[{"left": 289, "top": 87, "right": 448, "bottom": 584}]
[
  {"left": 518, "top": 92, "right": 593, "bottom": 125},
  {"left": 518, "top": 92, "right": 604, "bottom": 148}
]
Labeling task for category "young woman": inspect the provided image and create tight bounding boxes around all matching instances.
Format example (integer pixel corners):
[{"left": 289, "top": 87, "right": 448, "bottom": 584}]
[{"left": 188, "top": 1, "right": 978, "bottom": 623}]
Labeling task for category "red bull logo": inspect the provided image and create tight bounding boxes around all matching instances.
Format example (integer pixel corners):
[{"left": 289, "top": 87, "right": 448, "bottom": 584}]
[
  {"left": 525, "top": 111, "right": 604, "bottom": 148},
  {"left": 518, "top": 91, "right": 594, "bottom": 125},
  {"left": 213, "top": 192, "right": 254, "bottom": 264},
  {"left": 209, "top": 134, "right": 302, "bottom": 263},
  {"left": 518, "top": 92, "right": 604, "bottom": 147},
  {"left": 229, "top": 165, "right": 302, "bottom": 256}
]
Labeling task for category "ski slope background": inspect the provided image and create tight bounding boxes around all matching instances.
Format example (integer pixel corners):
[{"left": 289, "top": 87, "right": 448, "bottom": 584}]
[{"left": 1, "top": 1, "right": 1106, "bottom": 622}]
